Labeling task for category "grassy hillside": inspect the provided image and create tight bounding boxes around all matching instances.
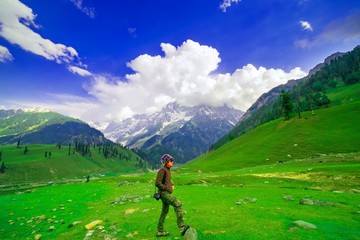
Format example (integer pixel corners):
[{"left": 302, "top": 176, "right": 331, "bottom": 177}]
[
  {"left": 0, "top": 111, "right": 106, "bottom": 145},
  {"left": 185, "top": 83, "right": 360, "bottom": 172},
  {"left": 0, "top": 144, "right": 143, "bottom": 186},
  {"left": 0, "top": 112, "right": 80, "bottom": 137},
  {"left": 212, "top": 45, "right": 360, "bottom": 151}
]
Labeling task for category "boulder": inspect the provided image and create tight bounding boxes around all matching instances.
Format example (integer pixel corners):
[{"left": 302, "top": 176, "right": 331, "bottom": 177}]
[
  {"left": 34, "top": 234, "right": 42, "bottom": 240},
  {"left": 350, "top": 189, "right": 360, "bottom": 194},
  {"left": 184, "top": 227, "right": 197, "bottom": 240},
  {"left": 300, "top": 198, "right": 338, "bottom": 206},
  {"left": 283, "top": 195, "right": 294, "bottom": 201},
  {"left": 47, "top": 226, "right": 55, "bottom": 232},
  {"left": 293, "top": 220, "right": 317, "bottom": 230}
]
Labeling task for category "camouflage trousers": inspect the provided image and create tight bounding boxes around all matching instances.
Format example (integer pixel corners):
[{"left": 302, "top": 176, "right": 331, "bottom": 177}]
[{"left": 157, "top": 192, "right": 184, "bottom": 232}]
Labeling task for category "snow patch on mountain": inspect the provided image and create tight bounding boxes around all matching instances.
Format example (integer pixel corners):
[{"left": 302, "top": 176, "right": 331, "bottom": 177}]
[{"left": 103, "top": 102, "right": 244, "bottom": 151}]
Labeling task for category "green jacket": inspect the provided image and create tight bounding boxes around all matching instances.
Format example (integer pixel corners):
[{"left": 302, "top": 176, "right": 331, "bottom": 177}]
[{"left": 155, "top": 166, "right": 173, "bottom": 194}]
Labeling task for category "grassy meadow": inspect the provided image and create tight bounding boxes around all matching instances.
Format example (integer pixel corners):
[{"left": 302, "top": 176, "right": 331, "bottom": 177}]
[
  {"left": 0, "top": 83, "right": 359, "bottom": 239},
  {"left": 0, "top": 154, "right": 359, "bottom": 239},
  {"left": 0, "top": 144, "right": 140, "bottom": 189}
]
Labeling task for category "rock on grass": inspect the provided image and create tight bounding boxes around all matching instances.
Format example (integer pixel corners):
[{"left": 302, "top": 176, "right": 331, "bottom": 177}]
[
  {"left": 184, "top": 227, "right": 198, "bottom": 240},
  {"left": 293, "top": 220, "right": 317, "bottom": 230}
]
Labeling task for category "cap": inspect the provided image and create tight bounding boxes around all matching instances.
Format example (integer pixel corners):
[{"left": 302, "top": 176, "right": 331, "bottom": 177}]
[{"left": 160, "top": 154, "right": 174, "bottom": 165}]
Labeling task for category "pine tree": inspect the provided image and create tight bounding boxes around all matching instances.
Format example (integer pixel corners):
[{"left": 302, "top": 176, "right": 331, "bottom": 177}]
[
  {"left": 0, "top": 161, "right": 5, "bottom": 173},
  {"left": 280, "top": 90, "right": 293, "bottom": 120},
  {"left": 24, "top": 146, "right": 28, "bottom": 155}
]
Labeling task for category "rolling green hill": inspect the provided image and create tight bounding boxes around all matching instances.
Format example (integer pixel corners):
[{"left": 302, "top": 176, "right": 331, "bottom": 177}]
[
  {"left": 0, "top": 111, "right": 105, "bottom": 145},
  {"left": 185, "top": 83, "right": 360, "bottom": 172},
  {"left": 0, "top": 143, "right": 145, "bottom": 187}
]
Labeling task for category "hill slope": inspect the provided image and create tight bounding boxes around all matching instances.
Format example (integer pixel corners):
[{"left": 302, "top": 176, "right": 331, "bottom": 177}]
[
  {"left": 0, "top": 110, "right": 106, "bottom": 145},
  {"left": 0, "top": 144, "right": 144, "bottom": 184},
  {"left": 185, "top": 83, "right": 360, "bottom": 172},
  {"left": 211, "top": 45, "right": 360, "bottom": 151}
]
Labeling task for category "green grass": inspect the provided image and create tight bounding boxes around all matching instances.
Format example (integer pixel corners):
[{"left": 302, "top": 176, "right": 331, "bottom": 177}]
[
  {"left": 185, "top": 84, "right": 360, "bottom": 172},
  {"left": 0, "top": 144, "right": 140, "bottom": 186},
  {"left": 0, "top": 84, "right": 359, "bottom": 239},
  {"left": 1, "top": 153, "right": 359, "bottom": 239}
]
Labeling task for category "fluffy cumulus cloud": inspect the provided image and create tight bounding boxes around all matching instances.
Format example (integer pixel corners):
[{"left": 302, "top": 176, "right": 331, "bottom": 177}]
[
  {"left": 220, "top": 0, "right": 241, "bottom": 12},
  {"left": 0, "top": 0, "right": 78, "bottom": 64},
  {"left": 84, "top": 40, "right": 306, "bottom": 121},
  {"left": 299, "top": 20, "right": 313, "bottom": 31},
  {"left": 0, "top": 45, "right": 14, "bottom": 62},
  {"left": 296, "top": 11, "right": 360, "bottom": 48}
]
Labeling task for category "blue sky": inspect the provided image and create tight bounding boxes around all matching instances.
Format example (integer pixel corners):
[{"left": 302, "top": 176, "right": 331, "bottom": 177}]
[{"left": 0, "top": 0, "right": 359, "bottom": 124}]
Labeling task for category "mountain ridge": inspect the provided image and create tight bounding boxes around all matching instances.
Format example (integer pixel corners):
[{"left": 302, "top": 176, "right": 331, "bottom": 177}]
[
  {"left": 103, "top": 102, "right": 243, "bottom": 166},
  {"left": 0, "top": 110, "right": 107, "bottom": 145}
]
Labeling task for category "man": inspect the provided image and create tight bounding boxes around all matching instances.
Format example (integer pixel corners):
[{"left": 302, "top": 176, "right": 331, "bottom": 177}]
[{"left": 155, "top": 154, "right": 190, "bottom": 237}]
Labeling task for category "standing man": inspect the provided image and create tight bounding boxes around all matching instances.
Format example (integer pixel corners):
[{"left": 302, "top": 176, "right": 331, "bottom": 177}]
[{"left": 155, "top": 154, "right": 190, "bottom": 237}]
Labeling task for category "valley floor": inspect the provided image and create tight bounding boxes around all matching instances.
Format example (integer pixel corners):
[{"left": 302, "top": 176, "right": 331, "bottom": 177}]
[{"left": 0, "top": 152, "right": 360, "bottom": 239}]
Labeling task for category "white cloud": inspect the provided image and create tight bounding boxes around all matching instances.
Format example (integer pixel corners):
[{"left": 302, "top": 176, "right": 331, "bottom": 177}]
[
  {"left": 0, "top": 0, "right": 78, "bottom": 64},
  {"left": 68, "top": 65, "right": 92, "bottom": 76},
  {"left": 82, "top": 40, "right": 306, "bottom": 122},
  {"left": 4, "top": 39, "right": 306, "bottom": 124},
  {"left": 220, "top": 0, "right": 241, "bottom": 13},
  {"left": 300, "top": 20, "right": 313, "bottom": 31},
  {"left": 0, "top": 45, "right": 14, "bottom": 62},
  {"left": 7, "top": 94, "right": 100, "bottom": 122},
  {"left": 70, "top": 0, "right": 95, "bottom": 18},
  {"left": 296, "top": 11, "right": 360, "bottom": 48}
]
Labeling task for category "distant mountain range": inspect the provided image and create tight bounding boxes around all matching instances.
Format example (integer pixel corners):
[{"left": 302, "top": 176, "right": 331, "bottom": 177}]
[
  {"left": 103, "top": 102, "right": 243, "bottom": 166},
  {"left": 0, "top": 109, "right": 106, "bottom": 145}
]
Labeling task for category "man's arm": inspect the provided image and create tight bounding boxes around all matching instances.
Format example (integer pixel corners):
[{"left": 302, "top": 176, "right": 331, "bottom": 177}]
[{"left": 155, "top": 169, "right": 167, "bottom": 191}]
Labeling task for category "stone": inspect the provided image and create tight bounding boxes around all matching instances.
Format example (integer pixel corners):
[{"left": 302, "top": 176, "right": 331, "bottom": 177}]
[
  {"left": 47, "top": 226, "right": 55, "bottom": 232},
  {"left": 293, "top": 220, "right": 317, "bottom": 230},
  {"left": 300, "top": 198, "right": 338, "bottom": 206},
  {"left": 85, "top": 220, "right": 103, "bottom": 230},
  {"left": 118, "top": 181, "right": 130, "bottom": 186},
  {"left": 125, "top": 208, "right": 139, "bottom": 214},
  {"left": 34, "top": 234, "right": 42, "bottom": 240},
  {"left": 283, "top": 195, "right": 294, "bottom": 201},
  {"left": 350, "top": 189, "right": 360, "bottom": 194},
  {"left": 332, "top": 191, "right": 343, "bottom": 194},
  {"left": 184, "top": 228, "right": 197, "bottom": 240}
]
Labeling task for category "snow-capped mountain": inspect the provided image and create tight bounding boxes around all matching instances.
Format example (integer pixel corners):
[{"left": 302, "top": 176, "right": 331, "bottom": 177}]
[
  {"left": 103, "top": 102, "right": 243, "bottom": 165},
  {"left": 87, "top": 121, "right": 110, "bottom": 132}
]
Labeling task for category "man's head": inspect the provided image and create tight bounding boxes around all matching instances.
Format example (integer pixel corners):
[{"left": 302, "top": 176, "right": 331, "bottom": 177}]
[{"left": 161, "top": 154, "right": 174, "bottom": 167}]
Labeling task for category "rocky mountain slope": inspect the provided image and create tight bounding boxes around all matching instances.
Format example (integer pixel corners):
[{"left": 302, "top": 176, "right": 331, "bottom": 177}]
[{"left": 103, "top": 102, "right": 243, "bottom": 166}]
